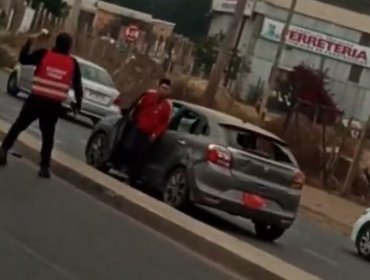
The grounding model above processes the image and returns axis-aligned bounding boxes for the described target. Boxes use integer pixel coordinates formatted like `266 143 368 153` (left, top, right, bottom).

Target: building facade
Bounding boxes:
209 0 370 121
151 19 175 40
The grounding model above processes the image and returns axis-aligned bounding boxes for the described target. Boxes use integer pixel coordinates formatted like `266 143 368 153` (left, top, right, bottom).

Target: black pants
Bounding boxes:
1 95 61 168
126 126 153 185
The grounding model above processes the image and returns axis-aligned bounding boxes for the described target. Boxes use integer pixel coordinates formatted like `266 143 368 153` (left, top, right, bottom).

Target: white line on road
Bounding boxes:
0 230 81 280
303 248 339 266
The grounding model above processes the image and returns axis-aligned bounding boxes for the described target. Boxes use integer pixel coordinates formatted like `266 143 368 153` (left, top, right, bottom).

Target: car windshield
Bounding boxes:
222 125 297 166
79 61 115 88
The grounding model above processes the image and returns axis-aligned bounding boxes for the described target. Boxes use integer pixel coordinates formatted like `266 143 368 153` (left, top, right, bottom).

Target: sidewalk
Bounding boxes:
300 186 365 234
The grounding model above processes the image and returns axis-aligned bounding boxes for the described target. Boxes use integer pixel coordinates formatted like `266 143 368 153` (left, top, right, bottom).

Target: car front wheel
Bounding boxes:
254 222 286 242
163 168 191 210
85 132 110 173
356 224 370 260
7 72 19 96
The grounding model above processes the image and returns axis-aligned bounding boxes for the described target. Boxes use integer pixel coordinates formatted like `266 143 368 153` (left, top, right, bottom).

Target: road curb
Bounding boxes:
0 119 321 280
300 205 351 236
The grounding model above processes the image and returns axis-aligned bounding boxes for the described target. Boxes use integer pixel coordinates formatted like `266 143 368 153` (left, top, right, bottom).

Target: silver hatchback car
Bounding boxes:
86 100 304 242
6 56 121 124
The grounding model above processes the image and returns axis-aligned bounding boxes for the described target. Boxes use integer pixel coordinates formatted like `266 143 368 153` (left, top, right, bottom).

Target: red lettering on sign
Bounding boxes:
266 20 369 65
357 50 367 61
326 41 335 52
289 30 300 42
317 38 326 49
307 36 317 47
301 33 309 44
342 46 352 57
334 44 344 54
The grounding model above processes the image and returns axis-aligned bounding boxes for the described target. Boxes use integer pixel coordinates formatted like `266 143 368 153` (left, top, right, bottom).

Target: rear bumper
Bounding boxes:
197 193 296 229
16 87 120 120
188 163 299 229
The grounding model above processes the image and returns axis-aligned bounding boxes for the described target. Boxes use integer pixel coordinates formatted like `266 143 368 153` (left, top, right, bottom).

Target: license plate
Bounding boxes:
85 91 110 105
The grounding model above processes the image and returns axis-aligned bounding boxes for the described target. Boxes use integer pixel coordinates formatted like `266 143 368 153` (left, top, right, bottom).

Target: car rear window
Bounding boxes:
79 62 115 88
222 125 297 166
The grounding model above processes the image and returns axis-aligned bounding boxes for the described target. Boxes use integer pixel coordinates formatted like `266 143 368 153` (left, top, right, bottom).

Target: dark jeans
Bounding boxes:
126 126 153 185
1 95 61 168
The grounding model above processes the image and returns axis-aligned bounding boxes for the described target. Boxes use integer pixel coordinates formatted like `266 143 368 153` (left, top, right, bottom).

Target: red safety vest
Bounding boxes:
32 51 74 102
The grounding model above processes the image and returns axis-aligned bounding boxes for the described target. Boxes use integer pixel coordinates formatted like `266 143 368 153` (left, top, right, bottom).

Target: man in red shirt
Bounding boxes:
127 78 172 186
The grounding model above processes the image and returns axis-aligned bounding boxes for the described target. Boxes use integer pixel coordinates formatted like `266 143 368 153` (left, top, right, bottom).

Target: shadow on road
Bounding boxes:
109 171 278 245
108 171 265 242
340 247 368 263
185 206 273 244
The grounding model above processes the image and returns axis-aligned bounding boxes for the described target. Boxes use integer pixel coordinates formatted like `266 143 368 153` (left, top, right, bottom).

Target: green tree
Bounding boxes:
193 34 223 76
27 0 67 17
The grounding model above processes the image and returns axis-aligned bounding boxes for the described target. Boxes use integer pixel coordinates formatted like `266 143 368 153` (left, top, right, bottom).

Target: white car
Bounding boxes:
351 208 370 260
6 56 121 124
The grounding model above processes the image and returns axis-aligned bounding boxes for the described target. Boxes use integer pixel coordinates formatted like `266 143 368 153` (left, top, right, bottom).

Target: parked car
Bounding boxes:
85 100 305 241
351 208 370 260
6 56 121 124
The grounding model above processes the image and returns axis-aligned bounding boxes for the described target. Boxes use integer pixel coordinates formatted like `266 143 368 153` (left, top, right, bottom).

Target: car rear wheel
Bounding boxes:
163 168 190 210
356 224 370 260
7 72 19 96
86 132 110 173
254 222 285 242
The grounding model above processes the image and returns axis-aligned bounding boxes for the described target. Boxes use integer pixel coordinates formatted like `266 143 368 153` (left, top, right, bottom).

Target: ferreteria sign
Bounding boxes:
261 18 370 68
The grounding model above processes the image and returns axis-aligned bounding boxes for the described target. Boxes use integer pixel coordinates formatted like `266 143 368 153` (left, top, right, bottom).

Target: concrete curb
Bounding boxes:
0 119 321 280
300 205 351 236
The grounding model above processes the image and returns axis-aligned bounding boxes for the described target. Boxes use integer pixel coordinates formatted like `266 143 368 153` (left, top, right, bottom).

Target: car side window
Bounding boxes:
170 109 204 135
171 103 182 119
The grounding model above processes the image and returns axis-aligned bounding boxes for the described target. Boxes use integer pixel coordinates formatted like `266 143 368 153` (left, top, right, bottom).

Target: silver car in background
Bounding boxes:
6 56 121 124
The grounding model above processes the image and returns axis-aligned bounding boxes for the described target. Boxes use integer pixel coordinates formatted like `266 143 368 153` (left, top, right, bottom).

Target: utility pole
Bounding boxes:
234 0 260 100
342 115 370 196
66 0 82 35
202 0 249 107
259 0 298 119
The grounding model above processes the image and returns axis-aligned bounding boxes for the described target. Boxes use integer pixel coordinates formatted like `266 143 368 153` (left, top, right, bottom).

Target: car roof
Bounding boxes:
74 56 106 72
173 100 285 144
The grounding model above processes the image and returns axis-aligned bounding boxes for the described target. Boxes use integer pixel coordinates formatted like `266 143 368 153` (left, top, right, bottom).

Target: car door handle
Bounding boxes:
177 139 186 146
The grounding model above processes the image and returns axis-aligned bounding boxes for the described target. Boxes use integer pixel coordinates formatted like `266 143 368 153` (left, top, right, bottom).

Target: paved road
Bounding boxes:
0 158 238 280
0 71 369 279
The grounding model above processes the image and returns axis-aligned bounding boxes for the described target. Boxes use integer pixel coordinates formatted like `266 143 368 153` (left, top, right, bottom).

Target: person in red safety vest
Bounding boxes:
127 78 173 187
0 32 83 178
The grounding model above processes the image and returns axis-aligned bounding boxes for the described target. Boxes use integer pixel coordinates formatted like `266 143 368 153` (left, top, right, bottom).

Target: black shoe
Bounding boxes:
38 168 51 179
0 149 7 167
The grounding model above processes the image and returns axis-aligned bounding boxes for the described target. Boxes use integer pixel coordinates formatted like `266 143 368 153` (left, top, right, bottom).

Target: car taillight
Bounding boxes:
292 171 305 189
242 193 266 210
207 144 232 169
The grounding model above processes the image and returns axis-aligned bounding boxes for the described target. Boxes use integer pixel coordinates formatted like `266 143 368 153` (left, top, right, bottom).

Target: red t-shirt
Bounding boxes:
135 90 172 139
